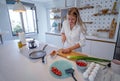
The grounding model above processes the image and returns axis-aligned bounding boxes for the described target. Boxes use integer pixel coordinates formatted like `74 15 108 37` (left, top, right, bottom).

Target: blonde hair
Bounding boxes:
68 7 86 34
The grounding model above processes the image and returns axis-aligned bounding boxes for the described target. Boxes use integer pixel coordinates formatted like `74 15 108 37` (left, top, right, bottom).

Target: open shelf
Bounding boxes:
50 17 61 20
50 9 61 13
78 5 94 10
83 22 93 24
93 11 118 16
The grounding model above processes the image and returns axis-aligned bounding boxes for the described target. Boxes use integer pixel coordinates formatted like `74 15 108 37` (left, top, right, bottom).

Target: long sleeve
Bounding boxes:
77 32 86 47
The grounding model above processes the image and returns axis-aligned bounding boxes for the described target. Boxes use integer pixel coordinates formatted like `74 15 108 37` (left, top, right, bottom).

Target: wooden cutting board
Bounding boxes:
57 50 88 59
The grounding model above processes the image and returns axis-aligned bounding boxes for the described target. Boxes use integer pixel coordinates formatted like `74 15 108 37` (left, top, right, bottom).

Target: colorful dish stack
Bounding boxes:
83 62 100 81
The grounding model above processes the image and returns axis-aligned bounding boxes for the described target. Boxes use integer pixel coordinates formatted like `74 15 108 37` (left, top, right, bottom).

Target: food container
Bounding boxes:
76 60 88 70
18 41 23 48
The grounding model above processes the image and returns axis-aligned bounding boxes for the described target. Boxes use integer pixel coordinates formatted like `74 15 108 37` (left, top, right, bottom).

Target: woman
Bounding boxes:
61 7 86 53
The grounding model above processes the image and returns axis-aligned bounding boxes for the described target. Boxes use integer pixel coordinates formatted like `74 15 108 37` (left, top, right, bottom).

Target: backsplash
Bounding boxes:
77 0 119 36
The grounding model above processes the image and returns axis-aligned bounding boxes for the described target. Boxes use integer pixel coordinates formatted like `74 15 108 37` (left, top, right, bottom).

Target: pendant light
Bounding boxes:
13 0 26 12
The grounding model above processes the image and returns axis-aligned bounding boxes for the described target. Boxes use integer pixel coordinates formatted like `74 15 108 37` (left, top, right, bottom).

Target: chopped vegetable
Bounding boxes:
76 61 87 67
67 56 111 62
51 67 62 76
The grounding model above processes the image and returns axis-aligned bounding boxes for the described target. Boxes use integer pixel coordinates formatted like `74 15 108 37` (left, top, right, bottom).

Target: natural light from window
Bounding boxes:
8 8 37 36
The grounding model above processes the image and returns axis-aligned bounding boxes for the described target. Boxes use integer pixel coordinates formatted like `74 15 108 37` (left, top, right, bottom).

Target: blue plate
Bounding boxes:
49 60 73 79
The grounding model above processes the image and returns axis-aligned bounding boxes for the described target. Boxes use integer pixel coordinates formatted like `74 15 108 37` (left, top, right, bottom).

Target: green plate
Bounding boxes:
49 60 73 79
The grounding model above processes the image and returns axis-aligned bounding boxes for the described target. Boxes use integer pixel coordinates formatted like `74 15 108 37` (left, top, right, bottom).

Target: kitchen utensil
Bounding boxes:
65 68 77 81
28 39 37 49
102 62 111 70
109 18 117 38
29 44 48 63
101 9 109 14
62 42 64 48
50 60 73 79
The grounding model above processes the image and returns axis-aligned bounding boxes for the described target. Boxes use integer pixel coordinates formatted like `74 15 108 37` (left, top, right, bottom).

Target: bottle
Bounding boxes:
18 32 26 45
18 41 23 48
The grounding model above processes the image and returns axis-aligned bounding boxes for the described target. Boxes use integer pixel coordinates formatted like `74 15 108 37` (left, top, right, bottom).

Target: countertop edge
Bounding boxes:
45 32 116 43
86 36 116 43
45 32 61 36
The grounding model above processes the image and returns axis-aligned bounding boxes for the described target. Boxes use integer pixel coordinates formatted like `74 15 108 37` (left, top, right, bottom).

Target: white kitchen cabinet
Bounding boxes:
82 40 115 60
91 41 115 60
82 40 91 55
45 33 62 48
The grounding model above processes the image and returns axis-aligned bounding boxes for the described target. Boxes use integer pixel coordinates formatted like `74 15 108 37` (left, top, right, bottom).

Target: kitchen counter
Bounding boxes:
0 40 119 81
45 31 61 36
86 35 116 43
0 40 85 81
46 31 116 43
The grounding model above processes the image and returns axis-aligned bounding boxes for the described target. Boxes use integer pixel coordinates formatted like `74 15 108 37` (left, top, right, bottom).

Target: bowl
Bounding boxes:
76 60 88 70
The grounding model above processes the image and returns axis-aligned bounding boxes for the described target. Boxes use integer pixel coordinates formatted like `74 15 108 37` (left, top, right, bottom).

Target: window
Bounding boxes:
8 3 38 36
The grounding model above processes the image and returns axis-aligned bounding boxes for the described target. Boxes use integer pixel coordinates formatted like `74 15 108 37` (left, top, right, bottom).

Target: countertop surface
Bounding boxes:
45 32 116 43
0 40 84 81
0 40 119 81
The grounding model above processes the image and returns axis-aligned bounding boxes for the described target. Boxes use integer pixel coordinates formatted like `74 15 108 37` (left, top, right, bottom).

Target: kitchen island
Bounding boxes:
0 40 119 81
0 40 85 81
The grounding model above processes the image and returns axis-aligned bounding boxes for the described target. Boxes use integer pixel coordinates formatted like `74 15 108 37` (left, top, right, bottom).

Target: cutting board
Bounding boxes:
57 49 88 59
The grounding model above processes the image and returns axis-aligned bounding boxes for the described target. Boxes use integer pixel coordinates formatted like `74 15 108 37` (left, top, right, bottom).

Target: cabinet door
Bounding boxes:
91 41 115 60
82 40 91 56
46 34 62 48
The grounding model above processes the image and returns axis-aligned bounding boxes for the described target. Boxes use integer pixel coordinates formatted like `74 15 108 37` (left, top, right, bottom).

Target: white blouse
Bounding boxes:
61 20 86 52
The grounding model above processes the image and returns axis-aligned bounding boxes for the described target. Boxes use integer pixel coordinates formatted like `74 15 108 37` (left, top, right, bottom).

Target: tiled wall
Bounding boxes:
77 0 119 35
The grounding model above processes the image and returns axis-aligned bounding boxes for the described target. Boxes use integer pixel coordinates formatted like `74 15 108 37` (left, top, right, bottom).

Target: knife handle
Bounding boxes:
71 73 77 81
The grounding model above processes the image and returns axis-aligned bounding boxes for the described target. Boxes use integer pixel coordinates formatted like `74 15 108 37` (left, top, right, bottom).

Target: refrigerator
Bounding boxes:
113 22 120 60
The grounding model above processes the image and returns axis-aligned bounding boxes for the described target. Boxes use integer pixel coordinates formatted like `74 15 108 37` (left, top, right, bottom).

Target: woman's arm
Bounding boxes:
61 33 66 43
78 32 86 47
68 43 80 50
62 32 86 54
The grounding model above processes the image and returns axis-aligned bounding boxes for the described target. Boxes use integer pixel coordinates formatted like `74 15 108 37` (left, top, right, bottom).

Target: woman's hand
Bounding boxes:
61 48 71 54
61 44 80 54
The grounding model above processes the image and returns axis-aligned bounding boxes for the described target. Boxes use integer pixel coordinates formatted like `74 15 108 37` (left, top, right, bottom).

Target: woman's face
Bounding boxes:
68 15 77 27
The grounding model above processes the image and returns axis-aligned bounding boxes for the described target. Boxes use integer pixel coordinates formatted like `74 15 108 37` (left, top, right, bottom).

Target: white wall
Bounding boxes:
0 0 13 41
35 3 48 42
0 0 48 42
